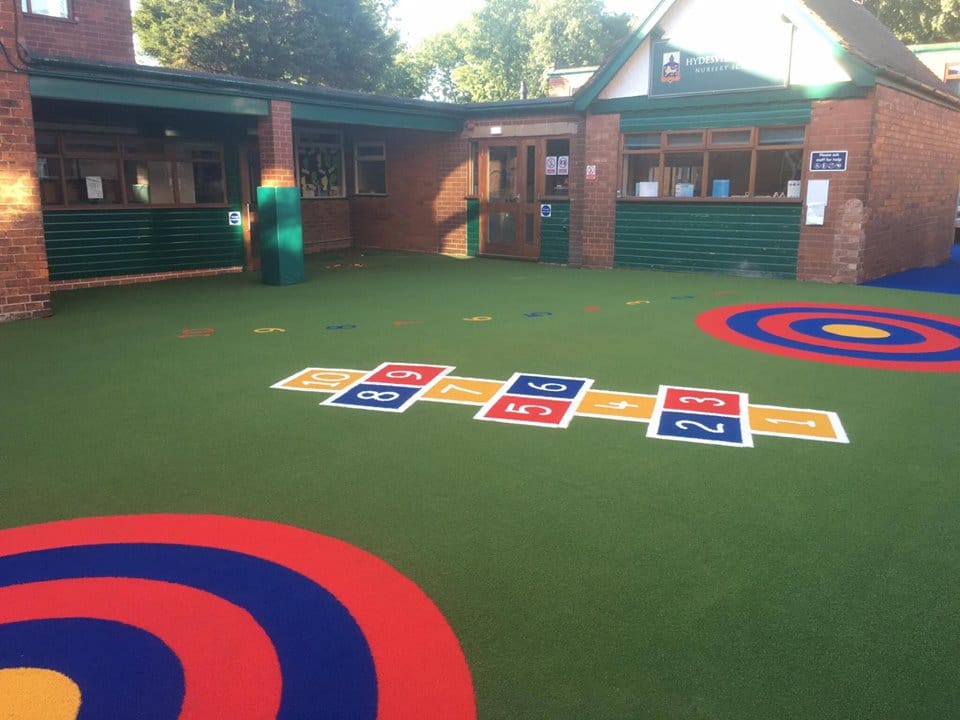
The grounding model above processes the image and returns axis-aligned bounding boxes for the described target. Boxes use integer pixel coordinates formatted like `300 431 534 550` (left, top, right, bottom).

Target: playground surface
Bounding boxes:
2 250 959 720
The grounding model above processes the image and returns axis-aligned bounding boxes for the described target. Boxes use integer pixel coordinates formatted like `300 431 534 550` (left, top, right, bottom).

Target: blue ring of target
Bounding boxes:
0 543 377 720
0 619 184 719
789 318 928 346
725 307 960 362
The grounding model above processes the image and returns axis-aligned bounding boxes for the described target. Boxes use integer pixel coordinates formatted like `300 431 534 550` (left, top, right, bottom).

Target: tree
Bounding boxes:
407 0 633 102
861 0 960 44
133 0 424 95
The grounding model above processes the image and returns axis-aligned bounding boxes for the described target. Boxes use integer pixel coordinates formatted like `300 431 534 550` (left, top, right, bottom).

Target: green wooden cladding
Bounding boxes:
539 201 570 264
43 208 245 280
620 103 812 133
614 202 801 279
466 199 480 257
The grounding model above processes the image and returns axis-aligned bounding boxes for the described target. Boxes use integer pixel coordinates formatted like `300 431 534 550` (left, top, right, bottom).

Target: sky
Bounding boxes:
392 0 657 46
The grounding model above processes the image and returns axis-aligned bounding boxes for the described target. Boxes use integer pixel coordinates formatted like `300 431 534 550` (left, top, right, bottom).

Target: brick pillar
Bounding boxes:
0 1 51 322
582 112 620 268
257 100 296 187
797 96 875 283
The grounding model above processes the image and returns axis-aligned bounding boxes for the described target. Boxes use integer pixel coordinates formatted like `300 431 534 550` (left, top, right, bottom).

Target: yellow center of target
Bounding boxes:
821 323 891 339
0 668 81 719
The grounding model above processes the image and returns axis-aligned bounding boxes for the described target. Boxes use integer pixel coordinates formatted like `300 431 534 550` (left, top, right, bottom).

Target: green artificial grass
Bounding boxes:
2 250 960 719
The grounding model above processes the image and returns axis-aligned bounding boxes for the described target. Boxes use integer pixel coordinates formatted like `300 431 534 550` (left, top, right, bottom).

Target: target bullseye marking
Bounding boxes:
0 515 476 720
697 303 960 371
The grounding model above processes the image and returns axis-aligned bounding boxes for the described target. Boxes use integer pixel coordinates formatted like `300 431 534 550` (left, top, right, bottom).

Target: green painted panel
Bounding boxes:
621 102 811 132
539 201 569 264
614 202 800 279
29 76 269 115
594 84 866 115
292 103 462 132
466 199 480 257
258 186 304 286
43 208 244 280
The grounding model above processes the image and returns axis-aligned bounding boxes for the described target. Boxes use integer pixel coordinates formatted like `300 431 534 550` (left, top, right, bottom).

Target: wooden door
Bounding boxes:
479 141 540 259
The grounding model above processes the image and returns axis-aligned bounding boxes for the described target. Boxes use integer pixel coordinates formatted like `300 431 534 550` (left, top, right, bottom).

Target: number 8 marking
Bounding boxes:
358 390 401 403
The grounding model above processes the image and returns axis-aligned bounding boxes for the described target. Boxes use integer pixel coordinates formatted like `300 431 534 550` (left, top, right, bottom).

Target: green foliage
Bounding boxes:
861 0 960 43
133 0 425 96
407 0 634 102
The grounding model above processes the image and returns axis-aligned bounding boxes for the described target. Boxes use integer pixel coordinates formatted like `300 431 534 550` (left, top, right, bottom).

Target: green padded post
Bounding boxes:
257 186 305 285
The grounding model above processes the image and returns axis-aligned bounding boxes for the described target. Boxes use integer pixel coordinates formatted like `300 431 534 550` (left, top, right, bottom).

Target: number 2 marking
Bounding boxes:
675 420 725 434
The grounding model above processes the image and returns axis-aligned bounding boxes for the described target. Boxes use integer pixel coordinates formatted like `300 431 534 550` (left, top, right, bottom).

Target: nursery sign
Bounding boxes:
650 38 790 97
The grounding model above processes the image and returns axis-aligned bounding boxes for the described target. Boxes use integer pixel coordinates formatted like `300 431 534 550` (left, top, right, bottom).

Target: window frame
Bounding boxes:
20 0 71 19
36 130 228 209
295 128 345 199
353 140 387 196
620 125 805 202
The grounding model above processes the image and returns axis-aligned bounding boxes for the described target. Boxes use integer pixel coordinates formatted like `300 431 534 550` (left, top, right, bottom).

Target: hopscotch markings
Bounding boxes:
648 385 753 448
271 368 367 393
269 364 849 448
475 373 594 429
254 328 286 334
464 316 493 322
179 328 214 339
323 362 455 413
421 377 504 406
576 390 656 423
748 405 849 443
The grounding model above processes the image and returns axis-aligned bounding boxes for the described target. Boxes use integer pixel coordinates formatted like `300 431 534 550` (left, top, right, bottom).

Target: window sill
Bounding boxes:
300 195 347 201
22 12 76 23
42 203 231 210
353 193 388 198
618 196 801 204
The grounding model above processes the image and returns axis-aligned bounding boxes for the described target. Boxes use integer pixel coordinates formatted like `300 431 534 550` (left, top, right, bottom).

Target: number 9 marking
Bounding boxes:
386 370 423 381
527 382 568 393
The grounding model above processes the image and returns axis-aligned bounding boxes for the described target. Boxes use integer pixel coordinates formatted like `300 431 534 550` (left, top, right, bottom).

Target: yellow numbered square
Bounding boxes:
576 390 656 423
271 368 367 393
748 405 849 443
421 377 503 405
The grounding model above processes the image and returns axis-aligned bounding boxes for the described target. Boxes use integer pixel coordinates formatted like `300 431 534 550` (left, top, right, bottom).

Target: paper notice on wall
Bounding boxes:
806 204 826 226
85 176 104 200
805 179 829 225
586 165 597 181
545 156 558 176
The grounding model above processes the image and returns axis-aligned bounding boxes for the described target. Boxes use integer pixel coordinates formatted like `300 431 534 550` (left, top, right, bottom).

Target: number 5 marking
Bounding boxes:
505 403 552 417
675 420 725 434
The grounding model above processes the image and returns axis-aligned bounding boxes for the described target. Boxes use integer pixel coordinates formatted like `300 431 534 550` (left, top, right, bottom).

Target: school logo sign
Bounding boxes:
650 38 790 97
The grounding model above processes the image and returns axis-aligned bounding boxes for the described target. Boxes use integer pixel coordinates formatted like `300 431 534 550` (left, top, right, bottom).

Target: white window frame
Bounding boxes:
354 141 387 196
21 0 70 18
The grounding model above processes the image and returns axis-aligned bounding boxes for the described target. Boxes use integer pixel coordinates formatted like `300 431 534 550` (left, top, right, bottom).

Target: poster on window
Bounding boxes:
85 176 104 200
557 156 569 175
545 156 558 176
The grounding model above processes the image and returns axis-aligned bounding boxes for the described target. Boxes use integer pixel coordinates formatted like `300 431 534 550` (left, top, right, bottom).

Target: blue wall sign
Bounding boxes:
228 211 243 226
540 204 552 218
809 151 848 172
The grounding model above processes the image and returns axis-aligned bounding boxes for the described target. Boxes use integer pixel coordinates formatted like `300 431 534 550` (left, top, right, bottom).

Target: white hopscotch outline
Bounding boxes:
748 404 849 444
321 362 456 413
418 376 505 406
647 384 754 448
474 372 595 429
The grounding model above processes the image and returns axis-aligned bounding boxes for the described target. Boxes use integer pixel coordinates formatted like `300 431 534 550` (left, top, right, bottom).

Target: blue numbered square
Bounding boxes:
325 382 420 412
505 374 588 400
652 410 748 447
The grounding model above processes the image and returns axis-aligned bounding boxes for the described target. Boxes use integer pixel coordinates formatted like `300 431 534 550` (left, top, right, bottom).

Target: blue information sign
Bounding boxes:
540 204 552 218
809 151 848 172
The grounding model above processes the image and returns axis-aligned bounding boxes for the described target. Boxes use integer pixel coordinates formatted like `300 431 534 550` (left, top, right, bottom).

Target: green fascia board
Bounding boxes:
292 102 462 131
593 83 866 115
573 0 676 111
29 75 270 115
463 99 577 118
620 102 811 131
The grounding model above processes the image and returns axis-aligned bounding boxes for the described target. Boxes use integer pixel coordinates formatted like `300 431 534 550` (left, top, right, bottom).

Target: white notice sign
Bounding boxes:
557 156 569 175
85 176 104 200
545 156 558 176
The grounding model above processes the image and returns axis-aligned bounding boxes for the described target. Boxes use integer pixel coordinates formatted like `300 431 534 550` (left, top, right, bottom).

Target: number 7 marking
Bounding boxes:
440 383 483 396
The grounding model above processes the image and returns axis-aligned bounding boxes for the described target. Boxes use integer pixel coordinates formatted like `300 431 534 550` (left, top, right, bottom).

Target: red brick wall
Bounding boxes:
0 1 51 322
19 0 134 64
861 85 960 281
258 101 296 188
436 134 469 256
301 198 352 253
582 112 619 268
797 95 875 283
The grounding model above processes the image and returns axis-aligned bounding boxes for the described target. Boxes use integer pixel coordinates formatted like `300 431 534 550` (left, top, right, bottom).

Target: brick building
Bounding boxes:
2 0 959 322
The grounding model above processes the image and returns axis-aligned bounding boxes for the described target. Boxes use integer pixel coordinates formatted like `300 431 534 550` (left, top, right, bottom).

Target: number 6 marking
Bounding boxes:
675 419 725 434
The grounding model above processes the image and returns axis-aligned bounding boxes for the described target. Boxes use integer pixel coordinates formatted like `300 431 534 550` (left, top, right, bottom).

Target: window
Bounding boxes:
296 130 343 198
543 139 570 196
944 63 960 95
621 126 805 200
354 142 386 195
21 0 69 17
35 131 227 208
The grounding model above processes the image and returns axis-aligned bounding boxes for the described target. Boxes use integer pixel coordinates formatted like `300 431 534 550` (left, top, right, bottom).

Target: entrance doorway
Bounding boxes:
239 142 261 270
479 141 541 259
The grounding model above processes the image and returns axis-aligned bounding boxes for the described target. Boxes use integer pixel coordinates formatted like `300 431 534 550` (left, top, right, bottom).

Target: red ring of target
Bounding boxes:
697 303 960 371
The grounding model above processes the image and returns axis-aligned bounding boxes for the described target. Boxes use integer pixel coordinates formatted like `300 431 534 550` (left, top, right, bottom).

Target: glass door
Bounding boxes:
479 142 540 259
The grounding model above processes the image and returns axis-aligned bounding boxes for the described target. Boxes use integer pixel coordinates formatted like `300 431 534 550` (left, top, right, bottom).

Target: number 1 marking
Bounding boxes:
766 418 817 428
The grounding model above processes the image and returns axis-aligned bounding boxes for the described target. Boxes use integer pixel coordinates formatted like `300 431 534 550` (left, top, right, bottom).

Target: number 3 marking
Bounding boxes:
675 420 725 434
678 395 725 407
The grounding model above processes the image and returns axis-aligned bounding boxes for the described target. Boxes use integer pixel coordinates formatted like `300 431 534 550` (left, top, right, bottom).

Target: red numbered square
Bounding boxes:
662 387 743 417
365 363 451 387
479 395 572 427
